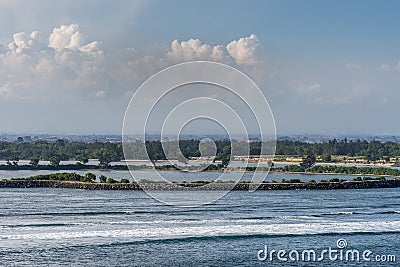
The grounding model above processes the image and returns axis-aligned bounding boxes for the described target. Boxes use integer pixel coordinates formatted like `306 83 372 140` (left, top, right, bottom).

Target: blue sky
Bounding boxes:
0 0 399 135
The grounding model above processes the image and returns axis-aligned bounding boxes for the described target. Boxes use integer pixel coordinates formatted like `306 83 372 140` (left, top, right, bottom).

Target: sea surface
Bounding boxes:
0 172 399 266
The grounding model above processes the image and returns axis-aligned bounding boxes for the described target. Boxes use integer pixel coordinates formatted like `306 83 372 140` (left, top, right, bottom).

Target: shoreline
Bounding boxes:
274 161 395 167
0 160 397 169
0 179 399 191
1 166 399 179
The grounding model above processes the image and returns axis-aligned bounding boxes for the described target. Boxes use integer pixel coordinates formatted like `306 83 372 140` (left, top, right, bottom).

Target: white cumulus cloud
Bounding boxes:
79 41 103 56
0 24 266 102
8 30 41 53
165 34 263 68
0 24 106 101
48 24 84 51
166 39 231 64
226 34 262 66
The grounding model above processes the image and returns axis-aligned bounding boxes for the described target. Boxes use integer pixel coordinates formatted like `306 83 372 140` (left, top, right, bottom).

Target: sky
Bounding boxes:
0 0 400 136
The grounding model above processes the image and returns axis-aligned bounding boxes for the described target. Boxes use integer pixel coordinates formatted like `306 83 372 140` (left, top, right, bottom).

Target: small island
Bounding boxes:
1 172 399 191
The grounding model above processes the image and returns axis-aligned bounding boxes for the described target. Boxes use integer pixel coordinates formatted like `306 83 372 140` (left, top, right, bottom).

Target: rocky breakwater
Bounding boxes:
0 180 141 190
0 179 399 190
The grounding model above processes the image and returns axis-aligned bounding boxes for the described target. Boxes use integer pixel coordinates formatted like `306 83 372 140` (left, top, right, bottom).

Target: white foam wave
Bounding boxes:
1 221 399 241
106 216 320 226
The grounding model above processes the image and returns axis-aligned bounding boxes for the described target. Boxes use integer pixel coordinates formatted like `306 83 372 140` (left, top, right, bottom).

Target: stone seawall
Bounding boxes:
0 179 399 190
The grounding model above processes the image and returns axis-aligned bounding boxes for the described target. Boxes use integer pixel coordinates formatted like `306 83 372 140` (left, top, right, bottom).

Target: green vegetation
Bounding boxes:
99 175 107 183
0 139 122 163
9 172 135 184
6 155 19 166
11 172 85 182
300 154 316 171
352 176 386 182
83 173 96 183
106 178 118 184
49 156 60 167
1 138 400 164
1 139 400 182
310 165 400 176
10 172 386 184
277 165 306 172
281 178 302 183
275 138 400 161
276 165 400 176
29 157 39 167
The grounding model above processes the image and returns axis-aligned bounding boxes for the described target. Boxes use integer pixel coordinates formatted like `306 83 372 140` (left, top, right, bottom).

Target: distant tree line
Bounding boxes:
274 138 400 161
277 165 400 176
1 138 400 165
0 139 122 167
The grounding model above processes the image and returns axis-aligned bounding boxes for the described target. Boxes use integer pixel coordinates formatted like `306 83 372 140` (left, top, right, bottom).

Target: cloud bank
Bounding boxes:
0 24 265 102
166 34 263 67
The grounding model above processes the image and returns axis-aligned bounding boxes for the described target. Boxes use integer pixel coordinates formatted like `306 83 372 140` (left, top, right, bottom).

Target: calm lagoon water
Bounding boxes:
0 169 372 183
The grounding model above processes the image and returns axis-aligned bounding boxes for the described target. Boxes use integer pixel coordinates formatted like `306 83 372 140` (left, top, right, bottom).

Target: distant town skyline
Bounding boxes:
2 133 400 145
1 1 400 135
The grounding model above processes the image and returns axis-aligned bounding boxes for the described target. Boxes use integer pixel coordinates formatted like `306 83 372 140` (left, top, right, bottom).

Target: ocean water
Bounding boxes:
0 187 399 266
